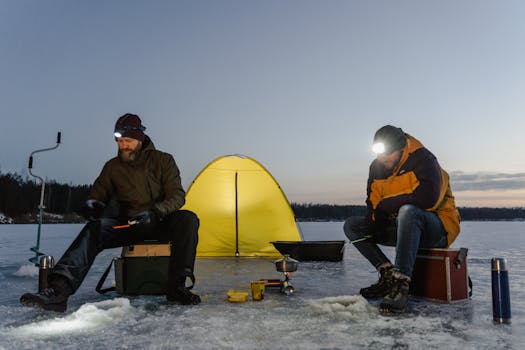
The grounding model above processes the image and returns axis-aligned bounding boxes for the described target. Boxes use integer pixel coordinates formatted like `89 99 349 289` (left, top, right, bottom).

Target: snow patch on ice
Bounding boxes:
308 295 378 321
11 298 134 338
0 212 14 224
13 265 38 278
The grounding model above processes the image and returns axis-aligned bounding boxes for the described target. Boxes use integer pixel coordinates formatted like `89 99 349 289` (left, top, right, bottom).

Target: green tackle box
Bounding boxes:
114 243 171 295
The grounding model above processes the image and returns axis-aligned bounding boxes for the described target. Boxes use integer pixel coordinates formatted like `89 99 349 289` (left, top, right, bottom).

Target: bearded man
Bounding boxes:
21 113 201 312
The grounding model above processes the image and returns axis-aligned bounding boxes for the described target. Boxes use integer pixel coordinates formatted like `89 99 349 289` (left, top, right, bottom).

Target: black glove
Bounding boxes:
369 208 391 233
129 210 158 229
82 199 106 221
373 208 389 222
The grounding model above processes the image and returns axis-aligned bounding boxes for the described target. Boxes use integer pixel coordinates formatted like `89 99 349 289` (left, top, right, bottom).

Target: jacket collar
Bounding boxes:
392 134 424 174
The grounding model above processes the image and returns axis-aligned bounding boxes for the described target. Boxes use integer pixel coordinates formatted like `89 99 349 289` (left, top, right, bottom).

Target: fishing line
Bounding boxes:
349 235 373 244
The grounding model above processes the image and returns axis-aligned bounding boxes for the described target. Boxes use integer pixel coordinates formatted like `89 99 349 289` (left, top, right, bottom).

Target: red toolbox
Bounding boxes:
409 248 470 303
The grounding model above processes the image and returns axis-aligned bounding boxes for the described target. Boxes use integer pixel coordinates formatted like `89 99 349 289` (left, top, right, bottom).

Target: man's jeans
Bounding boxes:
343 204 447 277
50 210 199 293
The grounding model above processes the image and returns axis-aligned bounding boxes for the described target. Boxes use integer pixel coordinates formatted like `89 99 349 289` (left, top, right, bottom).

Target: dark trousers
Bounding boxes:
343 204 447 277
50 210 199 294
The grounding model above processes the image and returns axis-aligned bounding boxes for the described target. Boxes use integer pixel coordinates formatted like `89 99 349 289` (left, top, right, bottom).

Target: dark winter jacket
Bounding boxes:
366 134 460 246
89 136 185 218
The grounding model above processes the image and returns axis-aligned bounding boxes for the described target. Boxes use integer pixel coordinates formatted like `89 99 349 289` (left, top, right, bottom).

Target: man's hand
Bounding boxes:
373 208 389 222
370 208 392 233
129 210 158 229
82 199 106 221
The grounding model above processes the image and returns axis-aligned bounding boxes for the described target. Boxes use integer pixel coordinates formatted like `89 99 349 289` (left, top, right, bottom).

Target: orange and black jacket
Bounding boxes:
366 134 460 246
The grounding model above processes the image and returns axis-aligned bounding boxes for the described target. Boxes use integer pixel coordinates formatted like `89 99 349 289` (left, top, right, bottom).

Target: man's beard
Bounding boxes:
119 145 142 162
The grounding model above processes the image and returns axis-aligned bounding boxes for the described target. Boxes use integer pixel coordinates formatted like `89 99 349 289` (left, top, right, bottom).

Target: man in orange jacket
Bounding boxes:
344 125 460 314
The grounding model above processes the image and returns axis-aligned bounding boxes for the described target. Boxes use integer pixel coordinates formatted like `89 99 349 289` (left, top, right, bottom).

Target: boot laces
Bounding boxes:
387 271 410 297
378 266 393 284
40 288 58 297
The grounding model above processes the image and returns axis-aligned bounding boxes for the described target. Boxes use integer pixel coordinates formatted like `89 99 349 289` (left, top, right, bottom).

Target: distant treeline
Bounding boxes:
1 171 525 223
0 172 90 222
291 203 525 221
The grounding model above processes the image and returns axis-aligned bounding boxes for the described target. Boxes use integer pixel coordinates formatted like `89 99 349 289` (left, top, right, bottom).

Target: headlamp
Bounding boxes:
113 125 146 138
372 142 386 155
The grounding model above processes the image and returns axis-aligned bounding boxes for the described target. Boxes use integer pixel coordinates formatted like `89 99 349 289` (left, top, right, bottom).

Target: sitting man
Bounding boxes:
344 125 460 314
21 113 201 312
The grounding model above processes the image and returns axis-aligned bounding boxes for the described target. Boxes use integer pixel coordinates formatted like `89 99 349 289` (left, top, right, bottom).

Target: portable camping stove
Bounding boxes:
264 255 298 295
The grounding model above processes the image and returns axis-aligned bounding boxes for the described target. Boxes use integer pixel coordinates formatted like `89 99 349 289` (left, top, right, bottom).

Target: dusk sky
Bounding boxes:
1 1 524 207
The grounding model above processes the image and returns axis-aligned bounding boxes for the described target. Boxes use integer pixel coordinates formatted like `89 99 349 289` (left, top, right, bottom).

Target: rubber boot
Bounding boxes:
167 275 201 305
20 276 72 313
360 263 394 299
379 269 411 314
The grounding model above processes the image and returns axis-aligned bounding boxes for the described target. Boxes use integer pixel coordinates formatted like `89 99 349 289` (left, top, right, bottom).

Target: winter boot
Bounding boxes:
379 269 411 314
167 275 201 305
20 277 72 313
360 263 394 299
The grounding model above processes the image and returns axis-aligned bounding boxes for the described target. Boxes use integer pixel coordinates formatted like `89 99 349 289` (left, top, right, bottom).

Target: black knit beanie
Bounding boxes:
114 113 146 142
373 125 407 154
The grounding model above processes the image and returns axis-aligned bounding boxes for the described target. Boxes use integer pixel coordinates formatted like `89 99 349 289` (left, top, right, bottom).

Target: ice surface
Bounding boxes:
0 222 523 349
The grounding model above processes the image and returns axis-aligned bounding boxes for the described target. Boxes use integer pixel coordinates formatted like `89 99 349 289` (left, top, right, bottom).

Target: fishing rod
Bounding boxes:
28 132 61 266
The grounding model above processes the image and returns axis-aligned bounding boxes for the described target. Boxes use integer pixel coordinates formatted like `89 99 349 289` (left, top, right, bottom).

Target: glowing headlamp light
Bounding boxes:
113 125 146 138
372 142 386 155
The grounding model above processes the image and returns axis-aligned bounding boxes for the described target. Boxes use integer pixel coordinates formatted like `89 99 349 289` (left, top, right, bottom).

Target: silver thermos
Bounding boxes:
38 255 55 292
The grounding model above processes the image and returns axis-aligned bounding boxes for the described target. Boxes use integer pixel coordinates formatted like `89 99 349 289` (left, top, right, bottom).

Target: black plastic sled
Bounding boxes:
271 241 345 262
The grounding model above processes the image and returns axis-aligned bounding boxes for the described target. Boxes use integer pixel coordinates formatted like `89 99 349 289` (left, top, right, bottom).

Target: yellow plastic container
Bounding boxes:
227 290 249 303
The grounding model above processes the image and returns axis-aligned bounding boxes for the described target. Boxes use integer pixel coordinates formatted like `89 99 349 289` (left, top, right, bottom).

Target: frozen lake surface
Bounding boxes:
0 221 523 349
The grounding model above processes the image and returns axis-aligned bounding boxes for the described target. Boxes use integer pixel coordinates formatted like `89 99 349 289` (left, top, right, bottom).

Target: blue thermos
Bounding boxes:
491 258 511 324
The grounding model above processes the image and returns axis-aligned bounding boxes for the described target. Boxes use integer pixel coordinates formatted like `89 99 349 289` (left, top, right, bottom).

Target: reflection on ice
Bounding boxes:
11 298 133 338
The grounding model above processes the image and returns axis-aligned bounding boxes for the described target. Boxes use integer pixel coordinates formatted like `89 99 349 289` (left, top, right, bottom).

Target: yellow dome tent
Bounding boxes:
182 155 302 257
